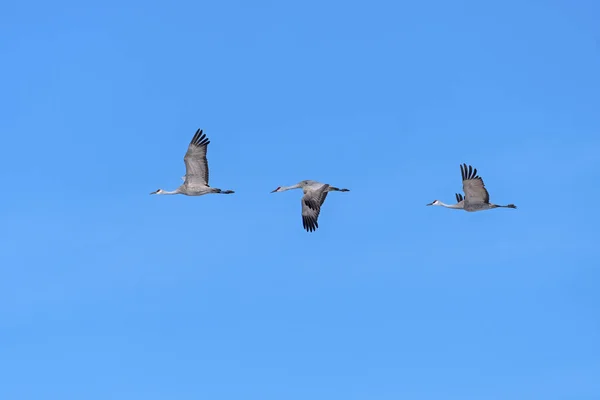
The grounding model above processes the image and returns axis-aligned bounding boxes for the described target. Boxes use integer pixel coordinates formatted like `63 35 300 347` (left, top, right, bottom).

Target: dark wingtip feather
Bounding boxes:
461 164 481 181
461 163 470 180
191 129 202 143
302 216 318 232
190 129 210 148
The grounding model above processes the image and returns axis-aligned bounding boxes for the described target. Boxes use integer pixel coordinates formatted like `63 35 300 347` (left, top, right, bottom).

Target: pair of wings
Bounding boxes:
301 184 330 232
459 163 490 205
183 129 211 187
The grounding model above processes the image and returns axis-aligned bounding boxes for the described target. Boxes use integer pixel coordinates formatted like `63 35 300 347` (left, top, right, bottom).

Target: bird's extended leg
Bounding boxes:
494 204 517 209
212 188 235 194
329 186 350 192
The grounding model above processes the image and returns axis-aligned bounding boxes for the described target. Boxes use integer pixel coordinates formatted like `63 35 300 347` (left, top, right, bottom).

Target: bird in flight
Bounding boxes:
427 164 516 212
151 129 234 197
271 180 349 232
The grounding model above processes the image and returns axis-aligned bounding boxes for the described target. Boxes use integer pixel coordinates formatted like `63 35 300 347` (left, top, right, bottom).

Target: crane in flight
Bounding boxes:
150 129 234 197
427 164 516 212
271 180 349 232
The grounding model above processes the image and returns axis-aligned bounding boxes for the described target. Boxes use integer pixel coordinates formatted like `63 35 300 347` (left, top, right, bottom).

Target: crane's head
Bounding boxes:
426 200 441 206
150 189 163 195
270 186 281 193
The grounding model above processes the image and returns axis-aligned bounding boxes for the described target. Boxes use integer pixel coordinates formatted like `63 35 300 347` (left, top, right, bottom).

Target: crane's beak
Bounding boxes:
270 188 279 193
426 202 433 206
150 190 159 195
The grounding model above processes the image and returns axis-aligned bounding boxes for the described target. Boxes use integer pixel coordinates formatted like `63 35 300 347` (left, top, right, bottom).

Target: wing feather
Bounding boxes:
183 129 210 187
460 163 489 204
301 184 330 232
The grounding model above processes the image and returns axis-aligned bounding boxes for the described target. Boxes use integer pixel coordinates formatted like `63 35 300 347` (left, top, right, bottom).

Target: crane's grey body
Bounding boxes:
427 164 516 212
271 180 349 232
150 129 234 197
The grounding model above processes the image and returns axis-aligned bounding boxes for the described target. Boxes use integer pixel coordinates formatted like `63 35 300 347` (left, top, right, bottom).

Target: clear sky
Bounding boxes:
1 0 599 399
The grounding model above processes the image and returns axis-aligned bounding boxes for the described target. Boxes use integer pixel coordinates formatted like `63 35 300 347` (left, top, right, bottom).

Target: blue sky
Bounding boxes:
1 0 599 398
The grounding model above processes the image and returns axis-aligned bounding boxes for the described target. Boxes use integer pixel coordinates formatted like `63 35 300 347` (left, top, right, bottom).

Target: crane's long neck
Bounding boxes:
159 188 182 195
439 201 462 209
279 184 301 192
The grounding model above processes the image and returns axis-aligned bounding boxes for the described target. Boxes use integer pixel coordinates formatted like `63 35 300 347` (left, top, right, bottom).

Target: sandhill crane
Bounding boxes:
271 180 349 232
150 129 234 197
427 164 516 212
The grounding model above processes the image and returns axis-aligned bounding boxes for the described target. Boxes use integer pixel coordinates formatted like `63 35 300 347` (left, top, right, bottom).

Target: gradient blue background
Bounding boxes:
1 1 599 399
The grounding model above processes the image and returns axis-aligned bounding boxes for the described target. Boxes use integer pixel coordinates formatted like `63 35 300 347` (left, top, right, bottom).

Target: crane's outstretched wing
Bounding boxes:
455 193 465 208
301 184 330 232
183 129 210 187
460 163 489 204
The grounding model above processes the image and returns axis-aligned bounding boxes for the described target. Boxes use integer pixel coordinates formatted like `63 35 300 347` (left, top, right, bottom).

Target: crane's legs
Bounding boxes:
494 204 517 209
215 189 235 194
